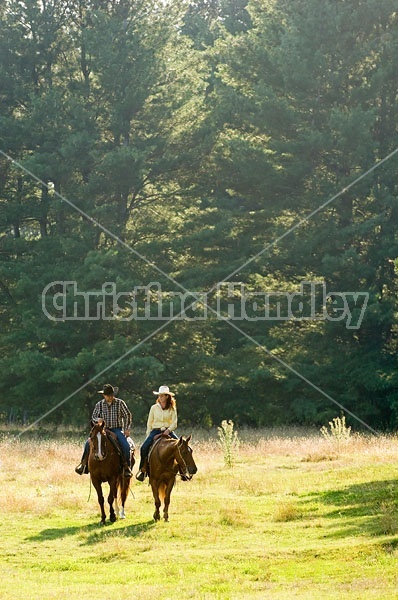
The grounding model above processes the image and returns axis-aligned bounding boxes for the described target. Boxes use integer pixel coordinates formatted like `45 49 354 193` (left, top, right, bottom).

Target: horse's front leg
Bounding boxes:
92 479 106 525
163 478 175 522
118 475 130 519
108 478 118 523
150 480 161 521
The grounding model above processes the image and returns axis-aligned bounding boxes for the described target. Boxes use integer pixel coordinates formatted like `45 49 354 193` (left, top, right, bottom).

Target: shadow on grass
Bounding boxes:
26 519 156 545
306 478 398 539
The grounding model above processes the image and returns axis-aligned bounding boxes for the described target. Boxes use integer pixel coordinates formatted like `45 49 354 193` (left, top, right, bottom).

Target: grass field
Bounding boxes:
1 427 398 599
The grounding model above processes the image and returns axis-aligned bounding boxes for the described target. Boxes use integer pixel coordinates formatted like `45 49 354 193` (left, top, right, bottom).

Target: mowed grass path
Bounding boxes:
1 429 398 599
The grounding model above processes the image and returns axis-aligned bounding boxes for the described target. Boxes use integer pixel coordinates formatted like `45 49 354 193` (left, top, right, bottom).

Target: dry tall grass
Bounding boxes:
1 427 398 599
2 426 398 495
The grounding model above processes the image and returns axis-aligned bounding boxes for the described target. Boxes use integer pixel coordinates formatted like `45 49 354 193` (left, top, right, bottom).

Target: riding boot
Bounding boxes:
75 445 89 475
75 457 88 475
123 462 132 478
135 458 148 481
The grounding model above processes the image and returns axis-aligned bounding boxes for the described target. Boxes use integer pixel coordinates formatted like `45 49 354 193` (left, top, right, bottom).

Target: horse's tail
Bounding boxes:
117 473 130 506
158 481 167 503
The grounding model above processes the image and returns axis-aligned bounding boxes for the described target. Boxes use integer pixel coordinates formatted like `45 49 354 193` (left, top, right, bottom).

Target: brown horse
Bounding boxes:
88 422 134 525
148 435 197 522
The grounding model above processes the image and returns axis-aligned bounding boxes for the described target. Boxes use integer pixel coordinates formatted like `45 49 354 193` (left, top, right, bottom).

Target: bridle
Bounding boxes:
175 440 190 479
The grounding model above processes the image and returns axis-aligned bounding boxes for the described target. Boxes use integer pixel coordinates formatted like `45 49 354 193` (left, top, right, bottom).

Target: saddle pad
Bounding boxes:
148 437 163 463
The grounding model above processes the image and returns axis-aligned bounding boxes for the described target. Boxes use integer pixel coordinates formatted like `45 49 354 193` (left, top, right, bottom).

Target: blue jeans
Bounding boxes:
109 427 131 467
81 428 131 467
139 429 178 470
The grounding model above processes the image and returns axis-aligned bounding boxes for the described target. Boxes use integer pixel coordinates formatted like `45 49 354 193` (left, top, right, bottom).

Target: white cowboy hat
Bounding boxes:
153 385 175 396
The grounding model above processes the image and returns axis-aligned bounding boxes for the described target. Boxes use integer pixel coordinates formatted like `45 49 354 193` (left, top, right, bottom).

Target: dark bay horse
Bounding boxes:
88 422 134 525
148 435 197 522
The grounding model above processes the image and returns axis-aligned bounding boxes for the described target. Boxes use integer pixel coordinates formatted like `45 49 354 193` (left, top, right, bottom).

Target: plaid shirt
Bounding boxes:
92 397 132 430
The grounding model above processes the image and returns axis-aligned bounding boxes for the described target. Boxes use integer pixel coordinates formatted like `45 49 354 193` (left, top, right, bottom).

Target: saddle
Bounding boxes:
146 437 163 477
105 429 135 467
105 429 120 453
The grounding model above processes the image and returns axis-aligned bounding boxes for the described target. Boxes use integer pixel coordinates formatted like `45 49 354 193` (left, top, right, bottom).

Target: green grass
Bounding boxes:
1 429 398 599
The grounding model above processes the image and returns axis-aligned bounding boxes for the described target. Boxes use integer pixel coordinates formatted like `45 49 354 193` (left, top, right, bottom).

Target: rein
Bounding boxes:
87 477 92 503
175 442 188 476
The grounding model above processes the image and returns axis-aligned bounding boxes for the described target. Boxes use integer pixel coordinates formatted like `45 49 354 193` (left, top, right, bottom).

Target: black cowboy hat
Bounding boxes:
97 384 119 395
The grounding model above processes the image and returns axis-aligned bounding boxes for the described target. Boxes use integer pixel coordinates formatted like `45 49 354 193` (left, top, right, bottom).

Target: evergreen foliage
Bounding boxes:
1 0 397 431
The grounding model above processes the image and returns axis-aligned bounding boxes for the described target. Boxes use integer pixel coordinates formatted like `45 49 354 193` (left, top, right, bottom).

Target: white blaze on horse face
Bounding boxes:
97 431 105 460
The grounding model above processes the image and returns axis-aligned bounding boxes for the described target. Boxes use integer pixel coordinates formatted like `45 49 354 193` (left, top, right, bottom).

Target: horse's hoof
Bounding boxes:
153 512 160 521
110 515 117 523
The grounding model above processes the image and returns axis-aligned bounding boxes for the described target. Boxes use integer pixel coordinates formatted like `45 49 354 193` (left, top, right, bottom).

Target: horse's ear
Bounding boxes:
186 435 191 443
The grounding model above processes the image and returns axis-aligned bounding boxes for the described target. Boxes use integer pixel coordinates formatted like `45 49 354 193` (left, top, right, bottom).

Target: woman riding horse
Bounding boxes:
136 385 178 482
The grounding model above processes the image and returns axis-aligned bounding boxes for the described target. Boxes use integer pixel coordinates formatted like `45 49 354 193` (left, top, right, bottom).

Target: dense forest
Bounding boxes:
1 0 398 431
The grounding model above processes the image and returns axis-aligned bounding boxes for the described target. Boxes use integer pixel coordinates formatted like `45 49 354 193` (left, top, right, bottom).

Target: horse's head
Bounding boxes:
89 421 108 461
177 435 197 479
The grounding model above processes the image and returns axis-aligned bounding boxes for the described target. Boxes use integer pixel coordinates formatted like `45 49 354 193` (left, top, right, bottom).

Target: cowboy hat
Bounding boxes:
153 385 175 396
98 384 119 395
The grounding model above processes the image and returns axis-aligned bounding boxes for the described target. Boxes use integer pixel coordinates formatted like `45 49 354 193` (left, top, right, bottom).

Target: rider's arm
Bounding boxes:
91 401 102 423
169 406 177 432
120 399 132 432
146 405 156 436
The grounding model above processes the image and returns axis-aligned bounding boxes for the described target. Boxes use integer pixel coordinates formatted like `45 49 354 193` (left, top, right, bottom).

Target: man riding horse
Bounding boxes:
75 383 134 478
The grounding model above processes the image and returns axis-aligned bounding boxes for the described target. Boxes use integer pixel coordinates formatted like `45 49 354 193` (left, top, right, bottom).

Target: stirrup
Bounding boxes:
75 463 85 475
123 466 132 478
136 470 146 482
